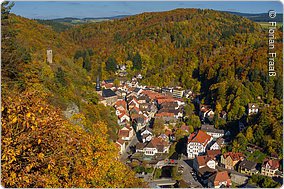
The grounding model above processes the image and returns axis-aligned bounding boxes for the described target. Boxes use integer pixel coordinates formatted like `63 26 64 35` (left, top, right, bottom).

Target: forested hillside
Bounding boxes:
2 4 282 187
66 8 283 157
1 2 144 187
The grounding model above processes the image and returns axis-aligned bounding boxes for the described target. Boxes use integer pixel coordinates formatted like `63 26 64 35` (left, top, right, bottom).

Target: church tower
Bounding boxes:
47 49 52 64
96 75 101 91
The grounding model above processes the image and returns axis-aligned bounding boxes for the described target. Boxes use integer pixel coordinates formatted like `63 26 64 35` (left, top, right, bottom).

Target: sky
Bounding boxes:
11 1 283 19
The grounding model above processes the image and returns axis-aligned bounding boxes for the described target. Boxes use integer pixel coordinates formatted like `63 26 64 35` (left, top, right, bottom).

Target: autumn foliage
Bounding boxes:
1 91 144 187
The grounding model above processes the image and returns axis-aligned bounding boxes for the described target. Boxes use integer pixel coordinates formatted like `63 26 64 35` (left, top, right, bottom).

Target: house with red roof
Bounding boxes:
208 171 232 188
193 155 217 172
114 99 127 110
220 152 244 170
116 138 126 155
187 130 213 159
118 125 134 141
206 150 222 158
136 137 170 156
128 98 139 110
117 112 130 125
261 158 280 177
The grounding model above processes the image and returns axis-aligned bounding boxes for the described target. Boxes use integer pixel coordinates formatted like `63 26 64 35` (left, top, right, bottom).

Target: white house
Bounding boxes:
187 130 213 159
201 124 224 139
136 137 169 156
128 98 140 109
208 171 232 188
116 139 126 154
193 155 217 172
141 127 153 143
248 103 259 115
118 125 134 141
118 113 130 125
210 138 225 150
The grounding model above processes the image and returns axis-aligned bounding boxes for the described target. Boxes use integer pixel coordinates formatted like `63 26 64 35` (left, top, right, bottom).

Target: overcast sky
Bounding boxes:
11 1 283 19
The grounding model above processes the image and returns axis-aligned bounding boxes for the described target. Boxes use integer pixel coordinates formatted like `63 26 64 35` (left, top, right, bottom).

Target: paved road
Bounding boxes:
120 134 139 161
150 158 203 188
216 165 249 177
179 160 203 188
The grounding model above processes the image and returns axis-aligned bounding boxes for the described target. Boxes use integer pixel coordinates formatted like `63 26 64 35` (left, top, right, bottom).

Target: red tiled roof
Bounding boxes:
188 130 212 146
207 150 221 157
211 171 231 186
157 98 176 104
223 152 244 161
116 138 125 145
118 130 129 138
196 155 215 166
131 106 141 113
118 111 129 119
125 124 132 131
115 100 127 108
263 159 280 169
151 137 168 147
141 90 161 99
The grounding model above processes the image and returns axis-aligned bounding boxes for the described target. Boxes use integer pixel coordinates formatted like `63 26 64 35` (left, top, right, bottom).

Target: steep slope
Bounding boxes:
2 6 144 188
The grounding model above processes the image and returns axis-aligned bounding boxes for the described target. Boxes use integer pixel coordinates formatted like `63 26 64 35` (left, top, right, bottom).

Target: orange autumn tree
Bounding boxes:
1 91 145 188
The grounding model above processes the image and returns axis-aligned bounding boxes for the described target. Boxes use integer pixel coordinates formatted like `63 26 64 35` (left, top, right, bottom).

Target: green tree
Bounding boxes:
132 52 142 70
83 51 91 71
106 57 117 72
55 67 67 87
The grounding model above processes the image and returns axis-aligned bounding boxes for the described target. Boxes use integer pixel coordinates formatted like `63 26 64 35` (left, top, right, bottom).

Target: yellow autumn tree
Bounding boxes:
1 91 145 188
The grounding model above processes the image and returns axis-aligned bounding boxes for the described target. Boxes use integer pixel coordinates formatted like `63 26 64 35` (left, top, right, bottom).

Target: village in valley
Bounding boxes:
95 69 283 188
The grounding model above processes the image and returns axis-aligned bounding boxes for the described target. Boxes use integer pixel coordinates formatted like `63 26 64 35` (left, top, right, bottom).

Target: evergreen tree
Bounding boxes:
132 52 142 70
106 57 117 72
83 51 91 71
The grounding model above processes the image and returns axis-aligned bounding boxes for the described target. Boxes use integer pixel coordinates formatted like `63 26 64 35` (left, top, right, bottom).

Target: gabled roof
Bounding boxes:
215 138 225 146
118 111 129 119
248 103 259 109
239 159 257 170
141 127 153 134
129 98 139 105
118 129 130 138
223 152 244 161
130 106 141 114
157 98 177 104
114 100 127 108
196 155 215 167
141 90 163 100
188 130 212 146
209 171 231 186
201 124 224 134
262 159 280 170
116 138 125 145
207 150 221 157
102 89 117 98
137 137 169 152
